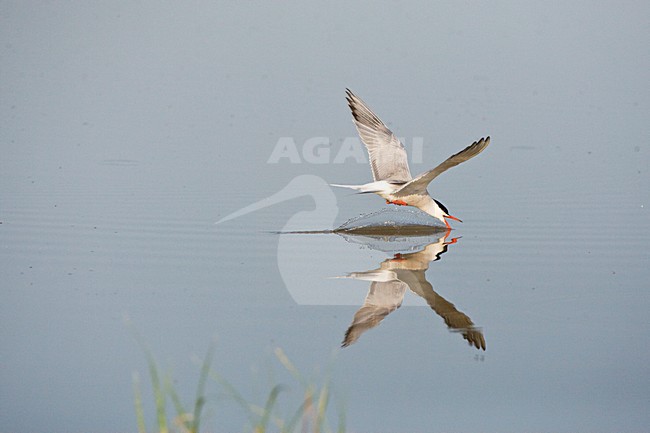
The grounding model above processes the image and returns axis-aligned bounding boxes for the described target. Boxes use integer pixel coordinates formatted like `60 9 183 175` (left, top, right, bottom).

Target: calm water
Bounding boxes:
2 3 649 433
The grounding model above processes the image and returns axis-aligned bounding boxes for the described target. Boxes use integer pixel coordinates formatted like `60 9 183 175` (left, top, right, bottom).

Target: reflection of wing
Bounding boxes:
395 137 489 197
400 270 485 350
346 89 412 183
342 280 408 347
340 237 485 350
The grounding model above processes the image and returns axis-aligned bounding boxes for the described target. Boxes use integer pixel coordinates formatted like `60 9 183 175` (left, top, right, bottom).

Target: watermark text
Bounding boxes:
268 137 424 164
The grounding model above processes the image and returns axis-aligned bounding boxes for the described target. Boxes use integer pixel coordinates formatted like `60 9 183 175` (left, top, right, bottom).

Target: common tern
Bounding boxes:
332 89 490 229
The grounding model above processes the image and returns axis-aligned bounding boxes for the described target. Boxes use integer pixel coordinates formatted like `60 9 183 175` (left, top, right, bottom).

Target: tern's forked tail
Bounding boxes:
330 184 379 195
330 180 394 194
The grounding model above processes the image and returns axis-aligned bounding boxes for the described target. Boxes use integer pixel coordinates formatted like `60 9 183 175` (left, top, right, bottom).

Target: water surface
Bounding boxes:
1 2 649 432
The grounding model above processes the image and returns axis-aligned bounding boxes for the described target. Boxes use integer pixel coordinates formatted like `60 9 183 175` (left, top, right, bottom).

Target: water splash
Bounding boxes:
331 208 449 252
335 207 446 233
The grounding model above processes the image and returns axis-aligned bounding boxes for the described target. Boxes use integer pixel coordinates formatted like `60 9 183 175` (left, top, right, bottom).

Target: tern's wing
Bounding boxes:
346 89 412 183
395 136 489 197
341 280 407 347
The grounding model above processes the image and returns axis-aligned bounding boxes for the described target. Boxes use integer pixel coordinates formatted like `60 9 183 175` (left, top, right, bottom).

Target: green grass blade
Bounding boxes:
337 399 347 433
132 372 147 433
190 344 214 433
148 353 168 432
254 384 284 433
282 387 314 433
125 318 168 433
165 376 191 432
274 348 307 387
208 370 262 423
314 382 330 433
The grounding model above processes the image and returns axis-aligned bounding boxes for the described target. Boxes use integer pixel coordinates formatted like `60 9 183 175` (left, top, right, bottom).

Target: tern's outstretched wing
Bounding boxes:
395 136 490 197
346 89 412 183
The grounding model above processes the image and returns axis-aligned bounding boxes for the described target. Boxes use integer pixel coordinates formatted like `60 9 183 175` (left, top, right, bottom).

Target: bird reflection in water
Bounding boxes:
338 233 485 350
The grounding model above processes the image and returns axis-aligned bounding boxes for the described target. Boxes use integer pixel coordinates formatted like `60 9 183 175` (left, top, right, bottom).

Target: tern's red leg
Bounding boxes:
387 199 408 206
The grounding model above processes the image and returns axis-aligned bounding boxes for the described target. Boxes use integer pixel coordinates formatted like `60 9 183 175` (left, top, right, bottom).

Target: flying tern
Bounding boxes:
332 89 490 229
